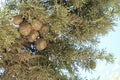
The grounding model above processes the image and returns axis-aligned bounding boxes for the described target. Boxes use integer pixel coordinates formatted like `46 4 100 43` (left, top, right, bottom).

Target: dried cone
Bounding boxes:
35 39 47 51
28 30 39 42
13 15 23 25
19 22 32 36
41 26 50 35
31 20 43 31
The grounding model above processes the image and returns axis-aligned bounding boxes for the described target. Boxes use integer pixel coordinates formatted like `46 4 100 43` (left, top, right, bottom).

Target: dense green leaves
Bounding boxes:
0 0 119 79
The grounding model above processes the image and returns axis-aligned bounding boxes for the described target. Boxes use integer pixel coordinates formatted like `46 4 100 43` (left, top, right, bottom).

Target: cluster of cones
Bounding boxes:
13 15 50 51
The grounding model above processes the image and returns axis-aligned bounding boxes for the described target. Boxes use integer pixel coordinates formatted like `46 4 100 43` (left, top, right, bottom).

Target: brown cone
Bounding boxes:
41 26 50 35
13 15 23 25
27 30 39 42
31 20 43 31
35 39 47 51
19 22 32 36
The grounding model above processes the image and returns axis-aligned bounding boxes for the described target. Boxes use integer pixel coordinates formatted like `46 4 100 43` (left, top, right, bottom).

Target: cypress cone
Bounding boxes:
19 22 32 36
90 60 96 69
35 39 47 51
31 20 43 31
27 30 39 42
13 15 23 25
41 26 50 35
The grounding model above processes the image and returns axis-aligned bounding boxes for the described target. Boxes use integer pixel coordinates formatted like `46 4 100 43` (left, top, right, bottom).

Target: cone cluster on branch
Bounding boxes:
13 15 50 51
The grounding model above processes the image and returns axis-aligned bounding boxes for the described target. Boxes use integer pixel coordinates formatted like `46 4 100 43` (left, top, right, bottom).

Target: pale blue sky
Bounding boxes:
76 19 120 80
97 20 120 80
99 22 120 57
82 19 120 80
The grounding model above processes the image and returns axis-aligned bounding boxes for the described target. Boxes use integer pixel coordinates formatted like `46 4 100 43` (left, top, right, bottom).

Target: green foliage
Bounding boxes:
0 0 119 79
0 8 20 52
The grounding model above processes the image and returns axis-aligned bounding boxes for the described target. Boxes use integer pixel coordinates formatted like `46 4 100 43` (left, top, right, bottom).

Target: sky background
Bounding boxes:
97 20 120 80
80 19 120 80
